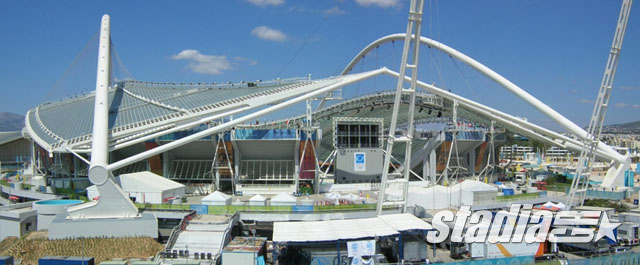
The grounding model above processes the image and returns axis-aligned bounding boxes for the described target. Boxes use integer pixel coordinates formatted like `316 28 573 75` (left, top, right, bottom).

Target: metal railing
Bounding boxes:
212 212 240 263
161 210 197 256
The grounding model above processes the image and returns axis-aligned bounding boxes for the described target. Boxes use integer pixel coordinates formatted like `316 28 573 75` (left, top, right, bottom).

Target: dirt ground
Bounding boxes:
0 236 163 265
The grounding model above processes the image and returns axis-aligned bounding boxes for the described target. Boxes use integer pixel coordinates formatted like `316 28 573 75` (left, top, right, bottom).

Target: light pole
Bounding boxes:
252 229 257 265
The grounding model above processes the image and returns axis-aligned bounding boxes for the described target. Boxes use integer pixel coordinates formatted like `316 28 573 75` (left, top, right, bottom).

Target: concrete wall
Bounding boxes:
0 204 37 241
33 200 83 231
0 185 57 201
0 217 22 241
473 190 497 204
48 212 158 239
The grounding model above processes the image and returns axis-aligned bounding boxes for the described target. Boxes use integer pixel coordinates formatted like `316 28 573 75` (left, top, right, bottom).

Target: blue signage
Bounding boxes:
354 152 366 171
189 204 208 215
292 205 314 212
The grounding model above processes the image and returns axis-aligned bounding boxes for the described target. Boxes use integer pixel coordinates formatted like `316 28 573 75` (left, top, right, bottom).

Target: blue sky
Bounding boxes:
0 0 638 131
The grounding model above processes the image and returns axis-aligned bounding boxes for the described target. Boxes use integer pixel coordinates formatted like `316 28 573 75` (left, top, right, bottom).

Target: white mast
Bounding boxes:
68 14 139 219
88 14 111 185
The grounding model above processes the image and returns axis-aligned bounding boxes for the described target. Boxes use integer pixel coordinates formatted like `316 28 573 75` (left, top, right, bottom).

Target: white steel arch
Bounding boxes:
342 33 627 164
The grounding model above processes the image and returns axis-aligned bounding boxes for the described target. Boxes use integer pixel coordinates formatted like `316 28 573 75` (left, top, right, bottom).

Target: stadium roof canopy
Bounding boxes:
25 76 347 152
24 69 503 158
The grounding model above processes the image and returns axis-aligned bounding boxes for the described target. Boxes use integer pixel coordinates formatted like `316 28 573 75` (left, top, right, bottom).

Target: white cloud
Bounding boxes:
325 6 347 15
288 5 306 12
247 0 284 6
234 56 258 66
251 26 287 42
171 49 231 75
633 104 640 109
577 98 594 104
615 102 629 108
355 0 399 8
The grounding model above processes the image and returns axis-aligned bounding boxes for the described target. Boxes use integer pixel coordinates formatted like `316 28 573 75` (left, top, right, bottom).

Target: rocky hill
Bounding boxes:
0 112 24 132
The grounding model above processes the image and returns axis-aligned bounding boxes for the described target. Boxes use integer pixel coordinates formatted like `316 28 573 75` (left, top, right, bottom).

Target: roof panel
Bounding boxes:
28 110 59 145
26 78 310 149
273 213 432 243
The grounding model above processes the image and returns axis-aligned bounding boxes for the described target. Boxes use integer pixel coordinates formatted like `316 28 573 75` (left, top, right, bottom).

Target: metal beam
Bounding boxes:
343 34 625 163
383 69 618 163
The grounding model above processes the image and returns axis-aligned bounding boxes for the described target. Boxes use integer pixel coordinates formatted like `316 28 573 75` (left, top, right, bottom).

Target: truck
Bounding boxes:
553 226 616 256
617 222 640 246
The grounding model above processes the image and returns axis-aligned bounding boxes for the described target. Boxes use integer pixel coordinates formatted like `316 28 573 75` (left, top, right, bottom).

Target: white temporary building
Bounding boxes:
270 192 297 206
202 191 232 206
389 180 498 210
87 171 185 204
249 194 267 206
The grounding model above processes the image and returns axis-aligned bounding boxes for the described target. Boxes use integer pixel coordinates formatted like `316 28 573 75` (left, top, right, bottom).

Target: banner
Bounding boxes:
347 240 375 258
354 152 366 172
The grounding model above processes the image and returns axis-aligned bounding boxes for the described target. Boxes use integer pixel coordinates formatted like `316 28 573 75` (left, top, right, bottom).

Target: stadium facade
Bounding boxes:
20 77 503 195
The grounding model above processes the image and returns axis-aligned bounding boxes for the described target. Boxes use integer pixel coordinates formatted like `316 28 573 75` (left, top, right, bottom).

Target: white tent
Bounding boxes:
87 171 185 204
271 192 297 206
299 197 314 206
202 191 231 206
539 201 566 210
324 192 340 205
232 198 245 206
340 193 362 203
249 194 267 206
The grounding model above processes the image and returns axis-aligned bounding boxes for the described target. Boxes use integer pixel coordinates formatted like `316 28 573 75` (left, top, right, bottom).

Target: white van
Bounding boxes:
515 173 525 185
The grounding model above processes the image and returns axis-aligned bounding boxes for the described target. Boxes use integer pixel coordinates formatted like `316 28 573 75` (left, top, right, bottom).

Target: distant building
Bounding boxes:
0 131 31 171
500 145 534 160
545 146 572 162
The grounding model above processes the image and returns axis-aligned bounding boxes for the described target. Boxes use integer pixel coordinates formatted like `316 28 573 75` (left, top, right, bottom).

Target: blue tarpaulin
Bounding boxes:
190 204 209 215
